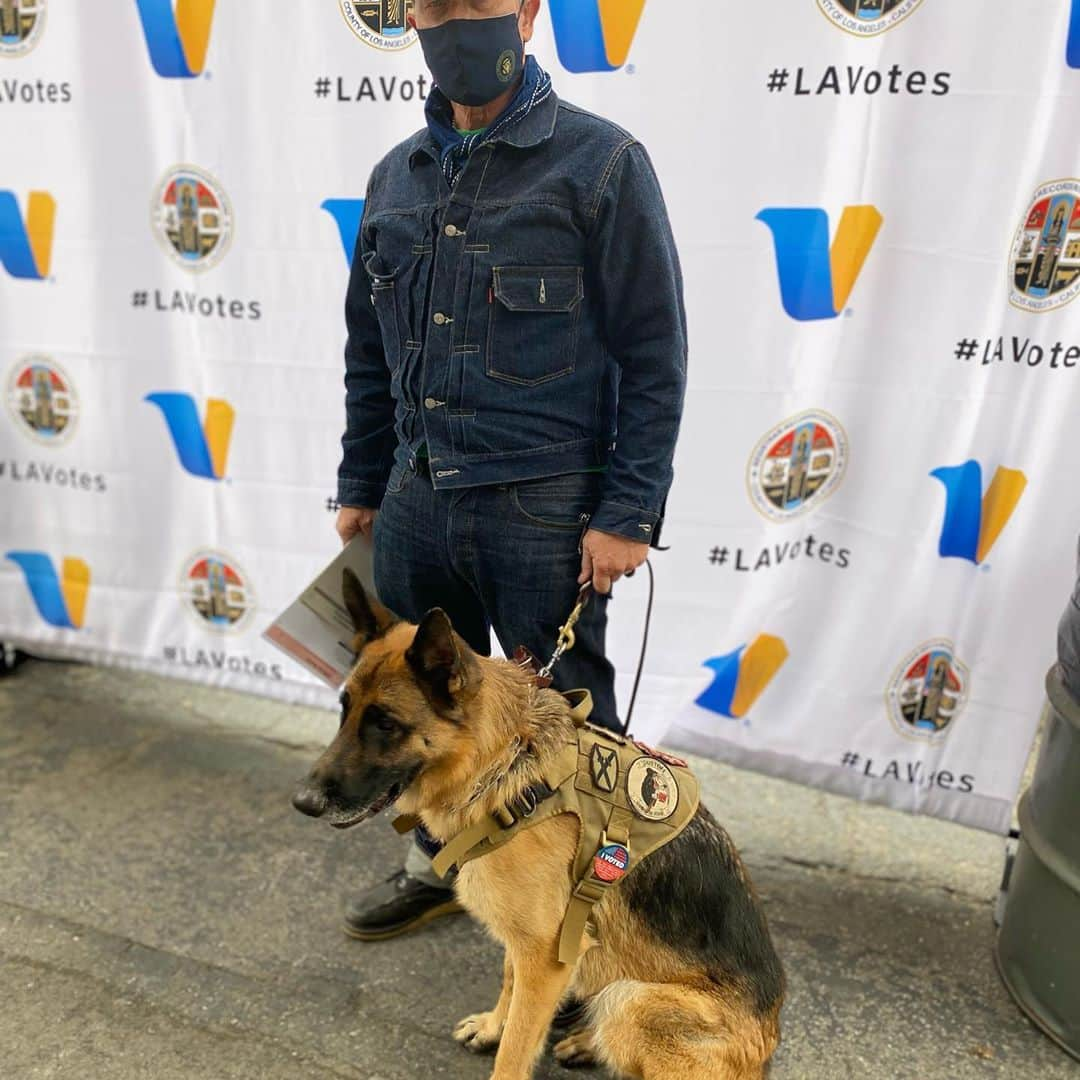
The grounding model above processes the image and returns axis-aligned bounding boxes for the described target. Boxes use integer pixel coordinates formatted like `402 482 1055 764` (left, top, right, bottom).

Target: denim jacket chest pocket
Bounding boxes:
361 213 429 378
486 265 584 386
361 248 402 375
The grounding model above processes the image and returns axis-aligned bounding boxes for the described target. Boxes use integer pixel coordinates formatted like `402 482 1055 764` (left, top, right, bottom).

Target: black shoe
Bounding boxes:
551 995 590 1031
343 869 464 941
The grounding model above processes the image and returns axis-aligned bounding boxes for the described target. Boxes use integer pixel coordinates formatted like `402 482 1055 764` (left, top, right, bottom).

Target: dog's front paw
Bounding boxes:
553 1030 599 1069
453 1011 503 1054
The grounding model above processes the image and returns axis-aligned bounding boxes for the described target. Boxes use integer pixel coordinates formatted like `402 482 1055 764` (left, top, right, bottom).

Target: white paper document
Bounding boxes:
262 536 384 688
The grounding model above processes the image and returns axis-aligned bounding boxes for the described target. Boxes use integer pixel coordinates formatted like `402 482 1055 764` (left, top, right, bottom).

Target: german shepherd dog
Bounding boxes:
292 572 784 1080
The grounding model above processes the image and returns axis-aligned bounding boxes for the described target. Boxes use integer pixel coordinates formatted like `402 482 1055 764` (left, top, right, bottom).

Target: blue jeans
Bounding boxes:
373 463 620 730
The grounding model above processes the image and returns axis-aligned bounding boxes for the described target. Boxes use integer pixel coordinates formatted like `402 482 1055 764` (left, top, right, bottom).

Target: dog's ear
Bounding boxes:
405 607 482 716
342 568 397 648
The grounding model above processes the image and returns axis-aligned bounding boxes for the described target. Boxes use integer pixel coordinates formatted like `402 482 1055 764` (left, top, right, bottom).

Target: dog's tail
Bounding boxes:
586 978 778 1080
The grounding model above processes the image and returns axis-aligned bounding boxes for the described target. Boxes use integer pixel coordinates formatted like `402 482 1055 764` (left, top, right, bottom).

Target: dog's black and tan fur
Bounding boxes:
293 571 784 1080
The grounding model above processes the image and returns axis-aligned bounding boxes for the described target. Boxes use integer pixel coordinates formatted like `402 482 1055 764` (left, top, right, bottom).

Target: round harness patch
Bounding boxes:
593 843 629 883
626 756 679 822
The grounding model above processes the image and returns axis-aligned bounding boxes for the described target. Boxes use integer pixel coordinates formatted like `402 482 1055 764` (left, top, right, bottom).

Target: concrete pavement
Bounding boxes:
0 658 1070 1080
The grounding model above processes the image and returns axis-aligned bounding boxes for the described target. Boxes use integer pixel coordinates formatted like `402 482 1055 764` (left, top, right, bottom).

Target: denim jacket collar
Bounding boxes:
408 54 557 172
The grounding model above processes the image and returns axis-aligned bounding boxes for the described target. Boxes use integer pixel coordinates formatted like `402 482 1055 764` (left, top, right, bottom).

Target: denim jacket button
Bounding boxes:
433 312 448 325
443 224 461 237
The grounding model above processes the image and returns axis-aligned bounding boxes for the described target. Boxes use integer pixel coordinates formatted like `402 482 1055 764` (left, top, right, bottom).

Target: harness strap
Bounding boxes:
429 772 567 876
559 874 607 963
605 805 634 846
431 818 500 878
562 688 594 728
555 803 636 963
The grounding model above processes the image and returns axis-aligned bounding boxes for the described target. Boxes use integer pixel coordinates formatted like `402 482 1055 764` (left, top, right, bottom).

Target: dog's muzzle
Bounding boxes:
291 768 419 829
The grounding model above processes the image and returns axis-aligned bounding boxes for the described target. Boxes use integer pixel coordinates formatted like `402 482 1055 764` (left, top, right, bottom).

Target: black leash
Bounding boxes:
621 557 655 734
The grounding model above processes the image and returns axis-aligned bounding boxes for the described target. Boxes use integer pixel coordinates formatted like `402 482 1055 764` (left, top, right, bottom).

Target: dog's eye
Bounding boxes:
363 705 399 735
338 690 351 728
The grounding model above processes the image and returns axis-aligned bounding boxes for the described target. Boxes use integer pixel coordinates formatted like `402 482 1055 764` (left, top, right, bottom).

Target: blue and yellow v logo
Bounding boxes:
696 635 789 719
0 190 55 280
135 0 216 78
6 552 90 629
548 0 647 73
930 461 1026 565
145 392 234 480
757 206 883 321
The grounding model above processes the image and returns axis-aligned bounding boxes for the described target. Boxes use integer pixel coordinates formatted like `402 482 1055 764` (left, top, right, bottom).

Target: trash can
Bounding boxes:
995 663 1080 1060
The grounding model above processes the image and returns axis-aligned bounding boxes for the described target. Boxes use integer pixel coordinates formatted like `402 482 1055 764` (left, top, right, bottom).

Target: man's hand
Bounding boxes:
336 506 377 546
578 529 648 594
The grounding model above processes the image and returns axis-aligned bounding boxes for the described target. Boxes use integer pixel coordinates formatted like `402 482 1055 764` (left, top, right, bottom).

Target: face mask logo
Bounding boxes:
497 48 515 83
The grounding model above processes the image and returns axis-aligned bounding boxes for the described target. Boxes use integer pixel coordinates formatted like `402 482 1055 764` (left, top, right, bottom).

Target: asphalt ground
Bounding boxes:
0 658 1071 1079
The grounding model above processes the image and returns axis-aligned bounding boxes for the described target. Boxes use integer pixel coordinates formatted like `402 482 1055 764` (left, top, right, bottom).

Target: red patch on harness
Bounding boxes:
631 740 688 768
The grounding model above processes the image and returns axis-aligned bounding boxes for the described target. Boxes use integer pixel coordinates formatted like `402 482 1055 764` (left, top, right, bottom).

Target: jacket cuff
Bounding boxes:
337 477 386 509
588 499 661 545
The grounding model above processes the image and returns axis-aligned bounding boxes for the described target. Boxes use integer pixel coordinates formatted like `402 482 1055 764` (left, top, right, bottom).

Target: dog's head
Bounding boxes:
291 568 484 829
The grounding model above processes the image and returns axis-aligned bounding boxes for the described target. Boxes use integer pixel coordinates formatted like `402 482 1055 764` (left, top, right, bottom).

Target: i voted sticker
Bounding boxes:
593 843 629 883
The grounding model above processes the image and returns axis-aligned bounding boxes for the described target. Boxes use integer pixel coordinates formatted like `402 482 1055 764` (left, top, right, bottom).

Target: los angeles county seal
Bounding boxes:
1009 179 1080 314
180 550 255 633
885 639 969 741
6 356 77 445
747 410 848 522
816 0 926 38
152 166 233 273
339 0 417 51
0 0 47 59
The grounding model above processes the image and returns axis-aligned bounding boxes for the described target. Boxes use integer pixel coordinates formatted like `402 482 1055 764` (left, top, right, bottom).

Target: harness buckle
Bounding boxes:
515 787 539 819
498 781 555 828
571 877 609 905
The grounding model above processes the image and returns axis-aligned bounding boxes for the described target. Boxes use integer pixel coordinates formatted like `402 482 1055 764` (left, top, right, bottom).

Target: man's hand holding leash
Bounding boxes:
578 529 648 595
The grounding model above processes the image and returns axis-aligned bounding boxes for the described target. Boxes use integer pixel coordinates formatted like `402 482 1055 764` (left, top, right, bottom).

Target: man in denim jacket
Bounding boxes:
335 0 687 942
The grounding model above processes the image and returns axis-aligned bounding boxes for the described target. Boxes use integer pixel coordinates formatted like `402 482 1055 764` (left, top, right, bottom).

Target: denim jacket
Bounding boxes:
337 58 688 546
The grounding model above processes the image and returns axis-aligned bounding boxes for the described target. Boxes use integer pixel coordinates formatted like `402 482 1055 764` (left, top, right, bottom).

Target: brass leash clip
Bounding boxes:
537 583 593 680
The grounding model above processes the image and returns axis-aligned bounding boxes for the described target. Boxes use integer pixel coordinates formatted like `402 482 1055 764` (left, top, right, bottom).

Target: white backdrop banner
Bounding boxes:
3 0 1079 834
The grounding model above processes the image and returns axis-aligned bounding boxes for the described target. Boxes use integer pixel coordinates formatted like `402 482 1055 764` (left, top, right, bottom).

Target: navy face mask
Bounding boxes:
416 12 523 108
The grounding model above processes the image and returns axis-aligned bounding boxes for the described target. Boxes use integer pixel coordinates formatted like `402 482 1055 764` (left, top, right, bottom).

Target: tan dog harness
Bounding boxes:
394 690 700 964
